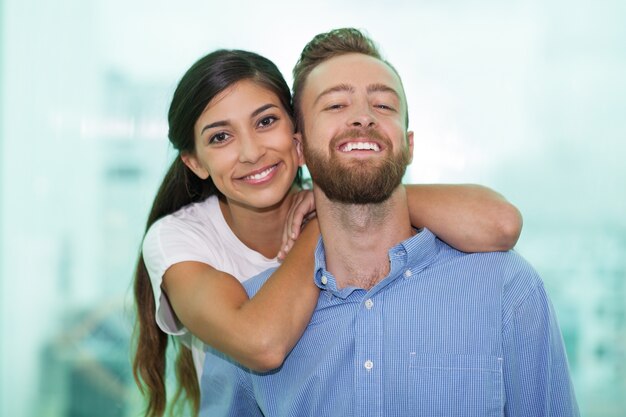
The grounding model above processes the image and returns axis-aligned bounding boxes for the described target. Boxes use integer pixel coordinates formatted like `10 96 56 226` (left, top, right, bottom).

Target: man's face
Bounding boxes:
298 53 414 204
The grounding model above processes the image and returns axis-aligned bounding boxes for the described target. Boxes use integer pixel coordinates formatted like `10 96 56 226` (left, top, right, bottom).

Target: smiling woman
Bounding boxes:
181 80 304 219
132 49 320 417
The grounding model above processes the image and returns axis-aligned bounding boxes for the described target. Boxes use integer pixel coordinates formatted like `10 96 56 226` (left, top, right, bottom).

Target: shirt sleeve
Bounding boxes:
142 217 221 336
502 280 580 417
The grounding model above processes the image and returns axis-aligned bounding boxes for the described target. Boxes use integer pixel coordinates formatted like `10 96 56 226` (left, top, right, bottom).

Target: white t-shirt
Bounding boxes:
142 195 279 379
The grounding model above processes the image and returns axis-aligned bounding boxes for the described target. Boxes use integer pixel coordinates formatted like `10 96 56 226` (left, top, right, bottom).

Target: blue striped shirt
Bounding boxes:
200 228 579 417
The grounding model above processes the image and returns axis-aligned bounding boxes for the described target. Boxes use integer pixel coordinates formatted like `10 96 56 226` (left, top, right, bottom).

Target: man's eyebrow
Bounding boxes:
200 103 278 135
313 84 354 106
367 83 400 98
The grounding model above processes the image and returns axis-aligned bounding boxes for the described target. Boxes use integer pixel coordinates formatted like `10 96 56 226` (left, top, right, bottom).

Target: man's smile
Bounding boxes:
338 141 381 152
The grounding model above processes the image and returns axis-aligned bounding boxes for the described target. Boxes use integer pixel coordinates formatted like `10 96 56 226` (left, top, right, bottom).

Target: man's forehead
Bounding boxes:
305 53 404 100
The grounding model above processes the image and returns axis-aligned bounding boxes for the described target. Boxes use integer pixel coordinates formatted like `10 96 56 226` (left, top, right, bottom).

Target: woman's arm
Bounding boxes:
162 218 320 372
406 184 523 252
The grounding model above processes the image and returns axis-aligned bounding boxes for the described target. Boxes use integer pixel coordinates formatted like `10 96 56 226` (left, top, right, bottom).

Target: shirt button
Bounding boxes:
364 360 374 370
364 299 374 310
320 275 328 285
404 269 412 278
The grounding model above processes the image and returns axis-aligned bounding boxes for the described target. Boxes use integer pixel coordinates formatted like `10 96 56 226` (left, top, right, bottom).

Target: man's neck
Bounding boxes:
314 186 414 290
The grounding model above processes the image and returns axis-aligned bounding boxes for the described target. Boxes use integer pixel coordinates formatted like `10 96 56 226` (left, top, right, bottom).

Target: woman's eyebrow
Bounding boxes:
200 120 228 135
200 104 279 135
250 103 278 118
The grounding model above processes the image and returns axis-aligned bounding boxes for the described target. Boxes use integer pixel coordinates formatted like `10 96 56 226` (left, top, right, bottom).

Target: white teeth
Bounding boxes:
341 142 380 152
243 165 275 180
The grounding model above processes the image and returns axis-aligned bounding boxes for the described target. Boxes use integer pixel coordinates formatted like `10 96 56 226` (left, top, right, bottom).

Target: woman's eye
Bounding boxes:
209 132 230 144
258 116 277 128
326 103 345 110
375 104 395 111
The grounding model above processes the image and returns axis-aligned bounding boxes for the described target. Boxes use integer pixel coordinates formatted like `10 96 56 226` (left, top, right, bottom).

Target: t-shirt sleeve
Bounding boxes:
142 216 220 336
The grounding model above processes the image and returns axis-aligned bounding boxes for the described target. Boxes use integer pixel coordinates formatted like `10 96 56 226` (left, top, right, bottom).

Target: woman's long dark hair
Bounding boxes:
132 49 302 417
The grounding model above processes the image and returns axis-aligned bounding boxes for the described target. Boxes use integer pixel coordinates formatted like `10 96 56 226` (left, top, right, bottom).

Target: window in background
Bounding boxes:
1 1 624 416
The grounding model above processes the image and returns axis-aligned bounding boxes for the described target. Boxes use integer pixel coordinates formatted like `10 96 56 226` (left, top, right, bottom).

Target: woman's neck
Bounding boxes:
219 188 299 259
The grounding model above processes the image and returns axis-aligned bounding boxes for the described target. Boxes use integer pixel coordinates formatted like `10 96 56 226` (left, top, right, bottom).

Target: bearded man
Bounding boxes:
199 28 579 417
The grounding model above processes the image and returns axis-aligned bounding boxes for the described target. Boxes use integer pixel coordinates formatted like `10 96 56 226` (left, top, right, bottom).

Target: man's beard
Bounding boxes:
303 129 411 204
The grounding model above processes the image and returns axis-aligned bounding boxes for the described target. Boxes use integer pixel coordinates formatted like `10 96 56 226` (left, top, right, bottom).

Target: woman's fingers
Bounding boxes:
279 191 316 260
287 191 316 241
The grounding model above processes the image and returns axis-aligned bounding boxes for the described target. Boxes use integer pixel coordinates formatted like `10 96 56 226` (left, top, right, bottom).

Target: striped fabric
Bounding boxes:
200 228 579 417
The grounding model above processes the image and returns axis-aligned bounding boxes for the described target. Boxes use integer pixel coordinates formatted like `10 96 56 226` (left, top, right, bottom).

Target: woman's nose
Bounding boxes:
238 133 266 164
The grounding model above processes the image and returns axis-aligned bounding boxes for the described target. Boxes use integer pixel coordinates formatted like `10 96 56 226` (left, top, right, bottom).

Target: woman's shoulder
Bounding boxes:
142 196 227 276
149 196 220 235
143 196 224 255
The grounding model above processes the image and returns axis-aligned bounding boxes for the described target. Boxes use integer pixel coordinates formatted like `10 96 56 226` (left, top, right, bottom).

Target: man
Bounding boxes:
199 28 579 416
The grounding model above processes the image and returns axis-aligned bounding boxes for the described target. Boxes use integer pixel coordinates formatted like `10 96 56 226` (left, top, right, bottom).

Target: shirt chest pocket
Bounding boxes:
407 353 503 417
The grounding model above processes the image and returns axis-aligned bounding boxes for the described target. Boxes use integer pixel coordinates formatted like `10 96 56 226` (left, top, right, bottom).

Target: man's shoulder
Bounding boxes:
485 250 545 307
435 240 538 276
472 249 540 281
429 244 545 317
433 242 542 294
482 248 536 270
241 267 278 297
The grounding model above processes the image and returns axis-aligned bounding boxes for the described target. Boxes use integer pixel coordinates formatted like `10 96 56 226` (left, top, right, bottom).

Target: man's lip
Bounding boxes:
336 140 384 152
236 163 279 180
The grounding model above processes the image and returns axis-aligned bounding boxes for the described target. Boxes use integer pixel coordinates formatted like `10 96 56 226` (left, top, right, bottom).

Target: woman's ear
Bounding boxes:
294 133 305 166
180 152 210 180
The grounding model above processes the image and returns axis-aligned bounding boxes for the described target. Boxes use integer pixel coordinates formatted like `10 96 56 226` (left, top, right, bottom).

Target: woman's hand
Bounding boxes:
278 190 316 261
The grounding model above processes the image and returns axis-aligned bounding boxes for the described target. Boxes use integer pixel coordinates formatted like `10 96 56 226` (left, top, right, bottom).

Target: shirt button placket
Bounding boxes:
355 291 383 416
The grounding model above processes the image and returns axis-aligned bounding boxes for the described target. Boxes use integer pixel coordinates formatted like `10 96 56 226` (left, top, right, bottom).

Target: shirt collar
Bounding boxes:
313 227 440 299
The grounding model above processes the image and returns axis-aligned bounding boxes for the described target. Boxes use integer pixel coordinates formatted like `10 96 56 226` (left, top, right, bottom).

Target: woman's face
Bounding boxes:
182 79 303 212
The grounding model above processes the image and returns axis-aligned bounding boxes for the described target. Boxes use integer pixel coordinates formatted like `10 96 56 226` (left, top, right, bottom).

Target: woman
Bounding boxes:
133 49 522 417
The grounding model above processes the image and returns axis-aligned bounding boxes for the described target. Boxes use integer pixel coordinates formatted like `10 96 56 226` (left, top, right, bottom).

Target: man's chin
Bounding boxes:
334 157 386 172
321 187 395 205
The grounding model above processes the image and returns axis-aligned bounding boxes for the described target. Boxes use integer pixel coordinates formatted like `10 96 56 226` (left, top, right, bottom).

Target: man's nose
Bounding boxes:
348 102 377 128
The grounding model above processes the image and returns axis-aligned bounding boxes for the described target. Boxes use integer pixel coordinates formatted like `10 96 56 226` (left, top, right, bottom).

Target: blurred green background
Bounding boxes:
1 0 624 416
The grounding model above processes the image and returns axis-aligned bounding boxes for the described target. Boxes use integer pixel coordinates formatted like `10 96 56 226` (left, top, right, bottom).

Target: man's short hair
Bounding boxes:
292 28 385 132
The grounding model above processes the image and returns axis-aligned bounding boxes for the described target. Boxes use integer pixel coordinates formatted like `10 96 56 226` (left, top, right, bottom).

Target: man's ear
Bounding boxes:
406 131 414 164
294 133 305 166
180 152 210 180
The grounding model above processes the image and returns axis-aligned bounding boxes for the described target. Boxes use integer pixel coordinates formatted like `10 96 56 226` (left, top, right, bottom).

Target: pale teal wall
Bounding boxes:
0 0 4 414
1 1 624 416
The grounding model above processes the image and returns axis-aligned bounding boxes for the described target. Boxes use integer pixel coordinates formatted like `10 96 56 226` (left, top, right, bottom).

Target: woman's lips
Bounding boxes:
238 163 279 183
